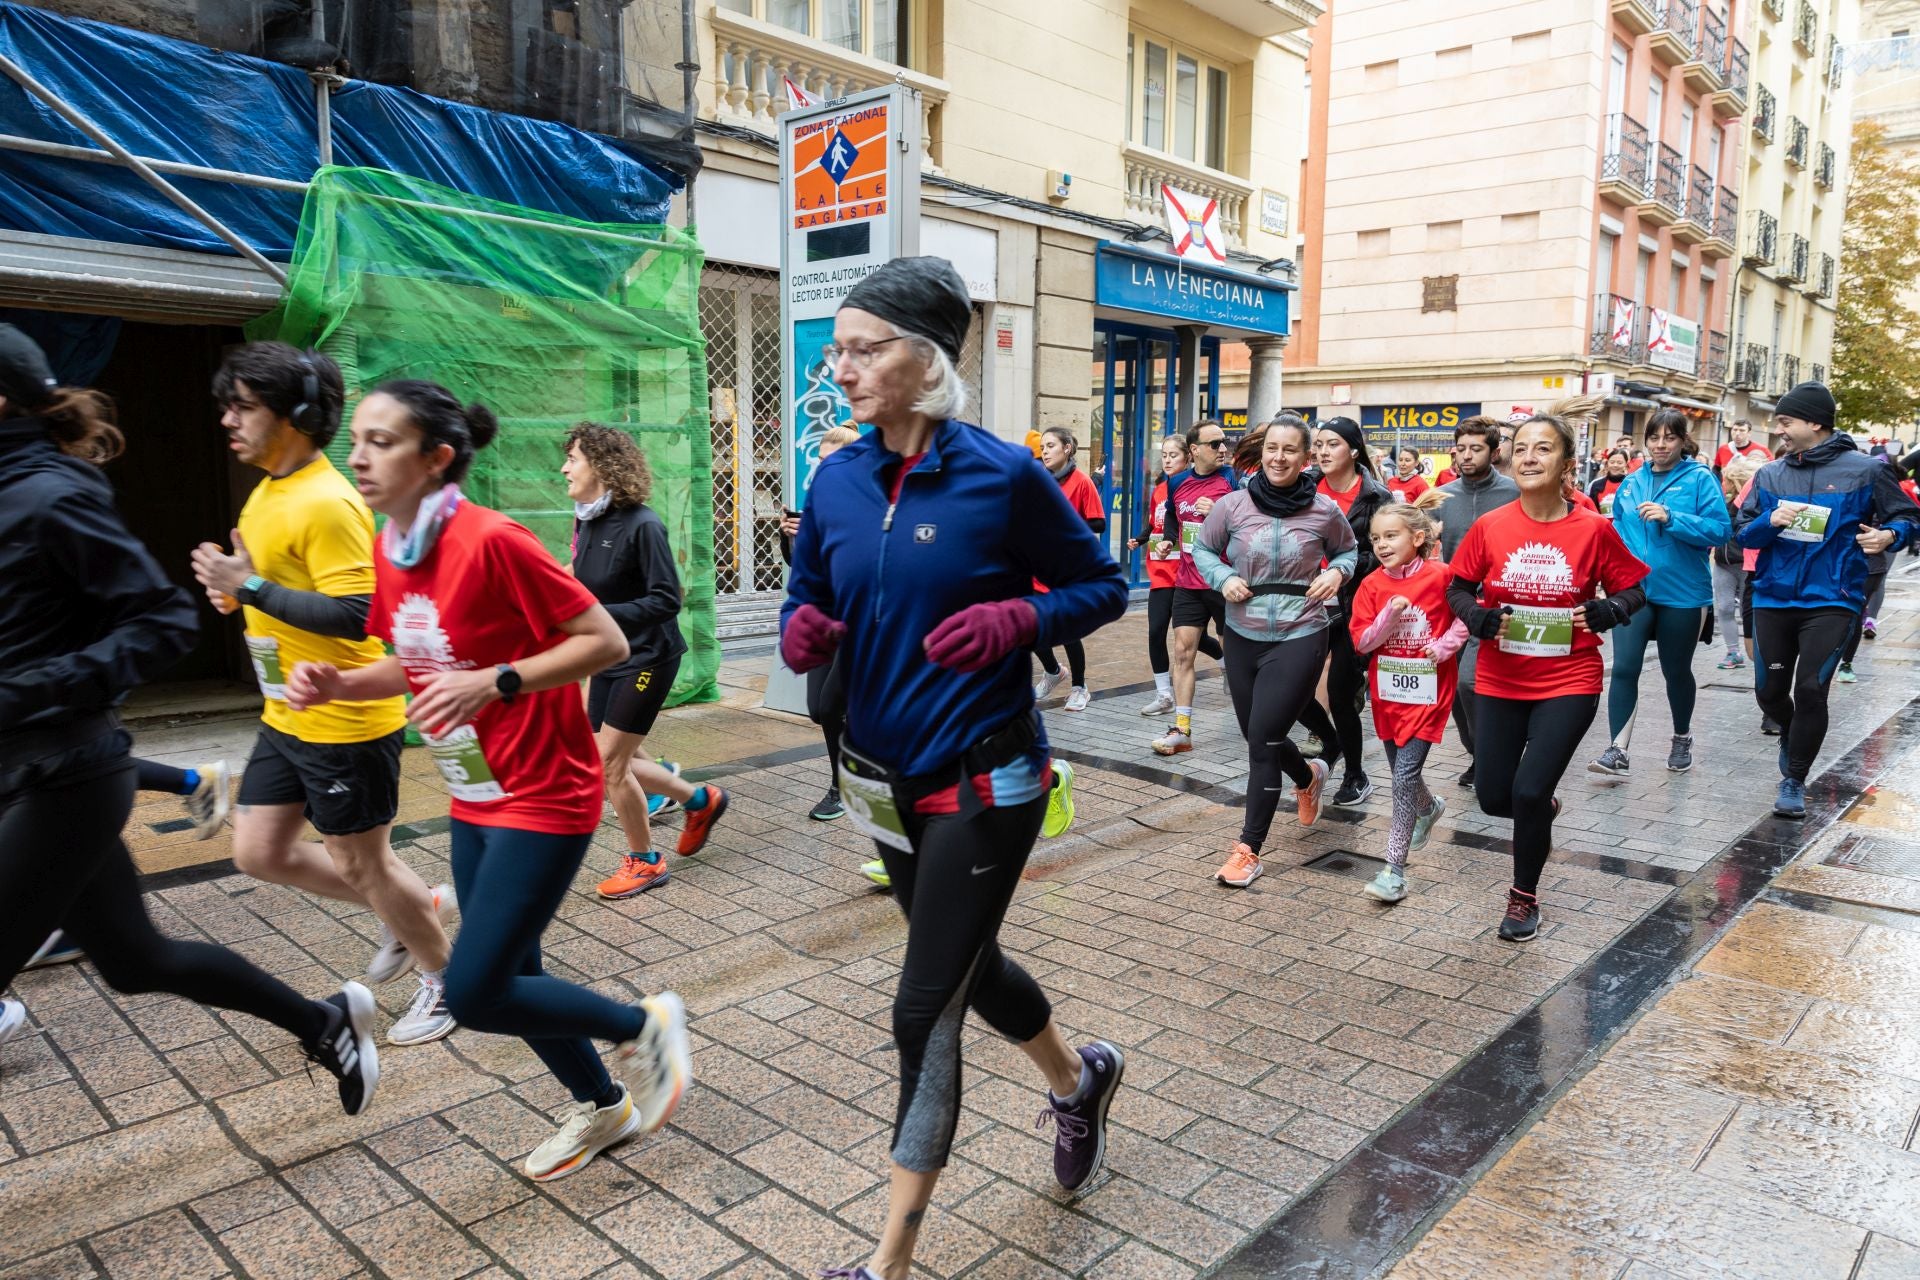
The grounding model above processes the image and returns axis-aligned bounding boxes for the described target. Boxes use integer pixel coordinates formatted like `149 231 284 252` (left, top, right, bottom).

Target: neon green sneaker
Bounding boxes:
1042 759 1076 839
860 859 892 889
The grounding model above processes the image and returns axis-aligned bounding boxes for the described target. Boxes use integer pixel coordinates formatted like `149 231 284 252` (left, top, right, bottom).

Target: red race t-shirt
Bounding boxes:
1319 474 1363 516
1594 477 1624 516
1349 557 1458 745
1714 440 1772 469
371 502 606 835
1035 466 1107 593
1449 502 1649 701
1435 467 1459 487
1144 477 1178 589
1171 469 1235 590
1386 474 1430 503
1567 486 1598 513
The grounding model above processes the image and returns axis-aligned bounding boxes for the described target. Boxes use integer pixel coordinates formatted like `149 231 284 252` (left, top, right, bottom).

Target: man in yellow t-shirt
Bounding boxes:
191 343 454 1047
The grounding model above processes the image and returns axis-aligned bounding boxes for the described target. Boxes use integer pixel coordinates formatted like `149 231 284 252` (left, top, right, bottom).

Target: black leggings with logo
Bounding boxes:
1224 627 1332 852
1473 693 1600 895
1753 606 1856 782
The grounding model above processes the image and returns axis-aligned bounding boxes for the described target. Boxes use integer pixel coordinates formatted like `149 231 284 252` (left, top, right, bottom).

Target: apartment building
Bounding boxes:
644 0 1318 609
1283 0 1852 465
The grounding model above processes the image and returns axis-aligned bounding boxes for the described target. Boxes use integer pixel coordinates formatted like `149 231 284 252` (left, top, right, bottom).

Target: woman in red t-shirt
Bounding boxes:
1385 446 1431 503
1447 413 1650 942
1031 427 1107 711
286 380 693 1183
1127 434 1219 715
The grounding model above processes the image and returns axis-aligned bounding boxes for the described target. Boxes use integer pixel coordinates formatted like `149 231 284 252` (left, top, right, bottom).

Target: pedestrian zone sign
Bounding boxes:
822 128 858 185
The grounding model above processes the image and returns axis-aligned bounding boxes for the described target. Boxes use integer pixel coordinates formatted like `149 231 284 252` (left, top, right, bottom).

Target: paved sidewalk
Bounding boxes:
1 575 1915 1279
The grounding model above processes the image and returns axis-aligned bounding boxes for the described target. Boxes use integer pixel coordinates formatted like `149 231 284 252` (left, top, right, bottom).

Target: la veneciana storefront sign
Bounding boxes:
1095 244 1292 336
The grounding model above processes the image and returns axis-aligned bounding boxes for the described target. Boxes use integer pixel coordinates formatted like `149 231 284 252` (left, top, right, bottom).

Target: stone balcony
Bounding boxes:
1121 144 1254 249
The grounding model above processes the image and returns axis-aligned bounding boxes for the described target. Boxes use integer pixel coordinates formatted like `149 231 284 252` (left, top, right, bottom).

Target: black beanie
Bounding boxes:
0 323 58 411
1774 380 1836 429
1319 415 1367 455
838 256 972 365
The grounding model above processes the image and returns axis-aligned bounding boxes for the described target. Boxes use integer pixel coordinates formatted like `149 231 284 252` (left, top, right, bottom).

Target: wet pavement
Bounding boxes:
2 568 1917 1279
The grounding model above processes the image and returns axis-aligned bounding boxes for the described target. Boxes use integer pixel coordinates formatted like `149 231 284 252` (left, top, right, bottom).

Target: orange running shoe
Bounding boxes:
1216 841 1263 888
675 786 729 856
598 854 670 899
1296 759 1330 827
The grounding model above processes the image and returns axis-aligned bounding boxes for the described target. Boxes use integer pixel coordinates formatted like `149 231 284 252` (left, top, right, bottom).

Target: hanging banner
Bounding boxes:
1647 310 1700 376
1610 298 1636 349
1161 183 1228 266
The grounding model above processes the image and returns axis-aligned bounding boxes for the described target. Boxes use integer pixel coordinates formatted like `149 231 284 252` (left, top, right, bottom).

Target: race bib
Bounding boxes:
1500 606 1575 657
1181 522 1199 553
837 762 913 853
426 724 508 802
1377 655 1438 705
1599 494 1615 516
244 633 286 700
1149 538 1179 561
1780 503 1832 543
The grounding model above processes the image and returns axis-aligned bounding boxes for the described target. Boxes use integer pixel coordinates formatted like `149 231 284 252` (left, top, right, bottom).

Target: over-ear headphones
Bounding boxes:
289 350 323 437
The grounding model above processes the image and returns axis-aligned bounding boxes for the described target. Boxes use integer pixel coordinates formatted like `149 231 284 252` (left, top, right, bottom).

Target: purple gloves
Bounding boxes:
923 599 1038 673
782 603 846 673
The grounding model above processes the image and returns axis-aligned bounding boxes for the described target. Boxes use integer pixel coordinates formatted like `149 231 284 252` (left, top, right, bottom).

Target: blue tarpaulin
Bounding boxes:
0 2 681 261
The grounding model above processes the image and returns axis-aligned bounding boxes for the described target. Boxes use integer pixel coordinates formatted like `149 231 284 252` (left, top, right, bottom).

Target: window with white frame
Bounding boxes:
718 0 911 65
1126 31 1231 171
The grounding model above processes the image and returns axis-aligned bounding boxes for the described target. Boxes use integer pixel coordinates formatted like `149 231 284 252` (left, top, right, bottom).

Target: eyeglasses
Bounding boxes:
822 337 910 370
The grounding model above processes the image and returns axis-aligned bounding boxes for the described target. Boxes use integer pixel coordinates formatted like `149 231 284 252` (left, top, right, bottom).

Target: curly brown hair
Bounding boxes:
564 422 652 507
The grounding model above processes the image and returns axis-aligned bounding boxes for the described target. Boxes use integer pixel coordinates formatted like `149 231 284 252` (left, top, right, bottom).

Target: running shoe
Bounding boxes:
614 992 692 1133
598 854 670 899
525 1088 642 1182
0 998 26 1047
1296 759 1330 827
306 982 380 1116
1410 795 1446 851
1363 866 1407 903
1667 735 1694 773
809 787 845 821
1836 662 1857 684
1761 716 1782 736
1037 1041 1125 1194
1215 842 1262 887
1774 777 1807 818
819 1266 883 1280
1299 734 1325 759
1138 691 1175 717
1459 762 1476 789
1588 745 1630 777
1151 726 1193 755
184 760 232 841
657 757 682 777
1033 670 1068 703
675 786 729 856
25 930 83 969
1063 686 1091 712
366 884 457 985
647 792 680 820
860 859 892 889
387 974 455 1046
1332 773 1373 807
1042 759 1076 839
1717 652 1746 670
1863 617 1878 640
1498 888 1540 943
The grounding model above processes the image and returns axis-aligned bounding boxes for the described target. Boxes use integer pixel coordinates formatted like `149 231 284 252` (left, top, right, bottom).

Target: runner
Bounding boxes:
0 323 377 1112
1589 409 1730 778
1386 445 1430 503
1447 412 1650 940
1738 382 1920 816
1433 414 1519 788
1586 449 1629 515
561 424 727 900
1191 418 1356 887
785 258 1128 1280
290 377 691 1180
1835 545 1889 684
1150 419 1240 756
1350 495 1464 903
190 343 454 1047
1312 416 1392 806
1712 454 1764 671
1127 434 1220 716
1031 426 1107 712
1713 418 1772 476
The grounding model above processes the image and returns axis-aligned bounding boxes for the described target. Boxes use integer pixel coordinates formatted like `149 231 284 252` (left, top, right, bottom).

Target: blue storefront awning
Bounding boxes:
1094 242 1293 339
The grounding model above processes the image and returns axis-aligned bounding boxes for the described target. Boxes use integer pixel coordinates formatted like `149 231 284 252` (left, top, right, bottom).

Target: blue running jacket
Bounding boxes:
1736 433 1919 611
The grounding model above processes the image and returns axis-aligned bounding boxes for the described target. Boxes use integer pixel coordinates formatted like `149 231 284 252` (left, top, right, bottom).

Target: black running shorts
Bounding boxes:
237 724 403 836
1170 586 1226 635
587 654 682 736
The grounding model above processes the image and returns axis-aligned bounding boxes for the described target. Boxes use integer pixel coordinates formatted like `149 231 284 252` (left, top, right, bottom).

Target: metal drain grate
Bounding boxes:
148 818 193 834
1821 831 1920 880
1303 849 1388 880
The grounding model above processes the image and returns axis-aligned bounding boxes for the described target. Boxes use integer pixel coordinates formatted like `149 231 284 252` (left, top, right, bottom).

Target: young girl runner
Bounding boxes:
1349 496 1466 903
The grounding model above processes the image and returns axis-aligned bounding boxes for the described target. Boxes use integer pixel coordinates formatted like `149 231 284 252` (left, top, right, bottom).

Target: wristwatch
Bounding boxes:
236 574 267 604
494 663 522 705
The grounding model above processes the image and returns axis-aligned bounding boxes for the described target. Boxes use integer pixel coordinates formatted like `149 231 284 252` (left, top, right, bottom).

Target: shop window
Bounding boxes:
720 0 913 66
1128 31 1234 169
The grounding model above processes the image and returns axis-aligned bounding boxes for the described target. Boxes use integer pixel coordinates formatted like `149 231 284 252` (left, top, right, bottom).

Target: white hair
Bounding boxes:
900 333 970 421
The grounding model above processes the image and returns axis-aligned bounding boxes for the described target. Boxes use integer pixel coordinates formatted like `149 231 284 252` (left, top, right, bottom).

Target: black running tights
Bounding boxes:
1754 606 1856 782
878 793 1052 1172
1 741 325 1046
1473 693 1599 895
134 758 193 794
1034 640 1087 686
1315 622 1367 781
1224 627 1330 852
1147 587 1222 675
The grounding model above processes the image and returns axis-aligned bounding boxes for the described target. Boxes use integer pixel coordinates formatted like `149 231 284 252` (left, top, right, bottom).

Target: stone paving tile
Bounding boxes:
91 1210 228 1280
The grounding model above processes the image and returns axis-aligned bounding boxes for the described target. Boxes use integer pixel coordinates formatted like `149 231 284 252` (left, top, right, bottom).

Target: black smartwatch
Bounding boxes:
494 663 522 705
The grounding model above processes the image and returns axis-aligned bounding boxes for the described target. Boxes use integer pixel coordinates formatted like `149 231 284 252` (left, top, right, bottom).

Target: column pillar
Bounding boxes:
1245 335 1290 427
1175 324 1204 430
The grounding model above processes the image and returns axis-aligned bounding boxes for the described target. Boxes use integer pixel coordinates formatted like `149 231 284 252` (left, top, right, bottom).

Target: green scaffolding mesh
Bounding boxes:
249 166 719 706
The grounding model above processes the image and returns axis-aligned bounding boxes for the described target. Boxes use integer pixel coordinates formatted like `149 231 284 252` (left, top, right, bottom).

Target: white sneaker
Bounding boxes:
0 998 27 1047
1139 691 1175 716
184 760 232 840
1063 686 1091 712
387 973 456 1046
366 883 457 986
614 992 692 1133
524 1089 642 1182
1033 670 1068 703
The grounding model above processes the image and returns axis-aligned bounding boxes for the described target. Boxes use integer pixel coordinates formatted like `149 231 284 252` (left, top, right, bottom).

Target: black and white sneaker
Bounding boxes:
809 787 845 821
1666 735 1694 773
25 930 83 969
1588 746 1630 777
0 998 27 1047
1498 888 1540 943
306 982 380 1116
1331 773 1373 807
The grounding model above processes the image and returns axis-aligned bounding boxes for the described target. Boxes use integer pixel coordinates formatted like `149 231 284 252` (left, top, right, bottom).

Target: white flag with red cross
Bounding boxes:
784 76 821 110
1160 183 1227 266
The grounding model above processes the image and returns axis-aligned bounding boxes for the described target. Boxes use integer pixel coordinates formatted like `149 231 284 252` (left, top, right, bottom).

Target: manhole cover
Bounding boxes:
1820 831 1920 880
1303 849 1387 880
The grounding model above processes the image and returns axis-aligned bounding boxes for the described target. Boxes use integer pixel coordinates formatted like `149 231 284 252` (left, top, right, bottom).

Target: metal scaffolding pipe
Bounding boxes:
0 51 290 285
0 133 311 193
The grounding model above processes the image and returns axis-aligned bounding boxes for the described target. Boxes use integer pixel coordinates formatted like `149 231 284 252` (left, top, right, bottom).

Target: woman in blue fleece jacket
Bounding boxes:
1588 409 1730 779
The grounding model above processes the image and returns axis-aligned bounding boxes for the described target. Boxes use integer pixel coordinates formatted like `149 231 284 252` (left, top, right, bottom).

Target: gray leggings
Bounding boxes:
1712 561 1744 654
1382 739 1434 869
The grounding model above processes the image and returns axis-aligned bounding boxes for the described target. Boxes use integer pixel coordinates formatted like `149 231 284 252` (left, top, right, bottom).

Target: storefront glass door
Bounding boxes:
1095 322 1219 585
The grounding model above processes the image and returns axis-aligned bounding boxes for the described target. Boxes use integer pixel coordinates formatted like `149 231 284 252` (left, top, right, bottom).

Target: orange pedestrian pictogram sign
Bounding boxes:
790 104 890 230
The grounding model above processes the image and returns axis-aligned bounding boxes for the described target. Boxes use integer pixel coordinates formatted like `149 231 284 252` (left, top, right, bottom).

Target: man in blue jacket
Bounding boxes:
1736 381 1919 817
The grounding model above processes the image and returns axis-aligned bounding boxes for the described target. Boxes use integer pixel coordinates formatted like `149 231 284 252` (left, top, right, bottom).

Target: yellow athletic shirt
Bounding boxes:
237 456 407 743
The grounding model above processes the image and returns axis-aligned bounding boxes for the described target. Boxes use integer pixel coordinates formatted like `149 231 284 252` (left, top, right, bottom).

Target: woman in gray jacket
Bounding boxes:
1192 417 1359 888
